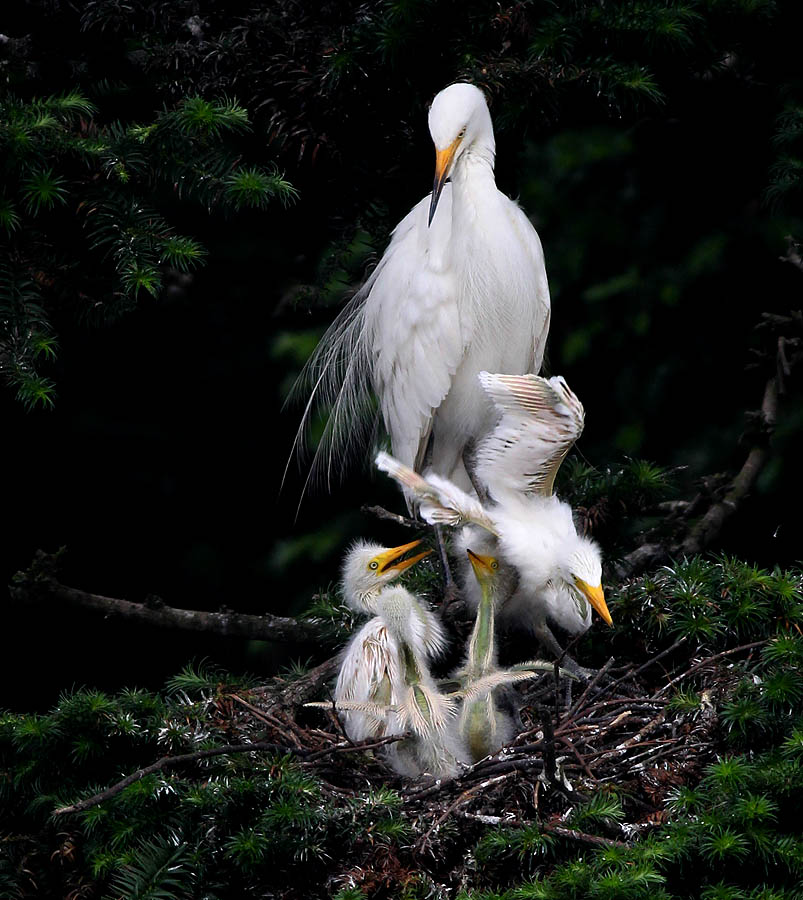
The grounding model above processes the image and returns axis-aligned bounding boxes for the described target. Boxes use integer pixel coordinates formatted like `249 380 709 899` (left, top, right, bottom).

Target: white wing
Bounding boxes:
286 188 460 493
364 189 463 472
334 618 402 741
475 373 584 500
375 452 498 534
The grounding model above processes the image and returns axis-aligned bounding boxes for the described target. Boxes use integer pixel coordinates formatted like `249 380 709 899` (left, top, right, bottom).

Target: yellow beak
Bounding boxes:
466 548 496 579
374 539 432 575
574 578 612 626
428 136 461 226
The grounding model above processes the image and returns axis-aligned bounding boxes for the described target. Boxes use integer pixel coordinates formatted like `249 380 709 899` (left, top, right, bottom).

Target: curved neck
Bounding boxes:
453 141 496 185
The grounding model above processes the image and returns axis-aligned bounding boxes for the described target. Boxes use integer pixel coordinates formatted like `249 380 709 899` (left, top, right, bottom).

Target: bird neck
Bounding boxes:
467 582 496 677
452 147 496 188
356 587 379 611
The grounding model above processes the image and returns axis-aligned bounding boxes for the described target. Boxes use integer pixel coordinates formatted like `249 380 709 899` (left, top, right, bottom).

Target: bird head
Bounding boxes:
341 539 431 612
559 536 612 626
428 82 494 225
466 548 500 589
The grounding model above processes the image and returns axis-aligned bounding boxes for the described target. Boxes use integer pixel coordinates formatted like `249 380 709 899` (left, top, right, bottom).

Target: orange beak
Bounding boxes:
428 136 461 226
374 539 432 574
574 578 612 626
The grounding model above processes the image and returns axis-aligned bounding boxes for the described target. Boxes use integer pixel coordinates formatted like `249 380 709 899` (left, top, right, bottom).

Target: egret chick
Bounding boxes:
325 584 464 778
292 82 550 495
457 549 514 761
376 372 612 663
340 539 432 614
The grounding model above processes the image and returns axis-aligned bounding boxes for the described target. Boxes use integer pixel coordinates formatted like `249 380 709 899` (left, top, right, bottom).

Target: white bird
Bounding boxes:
333 586 447 741
322 540 465 776
292 82 551 496
376 372 612 663
339 538 433 615
453 549 559 760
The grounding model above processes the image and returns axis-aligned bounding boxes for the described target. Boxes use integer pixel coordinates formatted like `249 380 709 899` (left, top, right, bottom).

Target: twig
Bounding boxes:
557 736 597 780
302 733 404 763
415 772 516 850
53 740 300 815
599 638 688 700
361 504 423 530
541 823 629 849
681 374 778 555
53 729 407 816
261 656 340 713
617 314 799 578
567 656 616 718
588 711 667 765
652 640 768 697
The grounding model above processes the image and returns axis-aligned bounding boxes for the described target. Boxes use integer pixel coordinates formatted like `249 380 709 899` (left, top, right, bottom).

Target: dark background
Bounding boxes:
3 0 803 710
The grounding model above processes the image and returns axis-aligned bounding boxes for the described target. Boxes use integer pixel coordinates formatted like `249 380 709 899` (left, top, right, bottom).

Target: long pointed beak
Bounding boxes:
575 578 613 626
375 539 432 574
466 548 496 579
428 137 460 227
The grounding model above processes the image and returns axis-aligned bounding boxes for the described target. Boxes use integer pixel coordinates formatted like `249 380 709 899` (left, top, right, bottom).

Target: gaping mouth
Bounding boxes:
375 539 432 574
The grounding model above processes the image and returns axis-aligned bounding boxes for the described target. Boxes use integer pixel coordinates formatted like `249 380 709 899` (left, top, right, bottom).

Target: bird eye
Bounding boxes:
491 560 498 570
458 126 467 138
369 561 379 570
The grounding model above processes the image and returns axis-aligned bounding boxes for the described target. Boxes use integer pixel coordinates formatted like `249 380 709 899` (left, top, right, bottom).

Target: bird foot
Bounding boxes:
557 655 595 682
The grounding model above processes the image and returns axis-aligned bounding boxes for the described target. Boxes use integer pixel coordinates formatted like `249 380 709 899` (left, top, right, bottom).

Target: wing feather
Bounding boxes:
375 452 498 534
475 372 584 500
364 190 463 471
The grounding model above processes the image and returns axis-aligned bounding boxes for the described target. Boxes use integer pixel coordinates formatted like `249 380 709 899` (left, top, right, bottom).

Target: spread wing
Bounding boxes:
475 372 584 501
376 452 498 534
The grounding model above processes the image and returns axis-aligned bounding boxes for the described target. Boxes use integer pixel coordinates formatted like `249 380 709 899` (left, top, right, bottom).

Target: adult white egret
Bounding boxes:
292 82 551 495
376 372 612 663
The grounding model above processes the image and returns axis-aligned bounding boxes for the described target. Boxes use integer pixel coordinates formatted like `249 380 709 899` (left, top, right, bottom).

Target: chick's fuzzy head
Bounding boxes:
341 539 431 612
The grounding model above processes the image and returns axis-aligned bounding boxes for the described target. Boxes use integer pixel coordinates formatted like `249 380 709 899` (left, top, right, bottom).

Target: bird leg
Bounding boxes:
462 440 490 505
532 620 593 682
434 525 461 605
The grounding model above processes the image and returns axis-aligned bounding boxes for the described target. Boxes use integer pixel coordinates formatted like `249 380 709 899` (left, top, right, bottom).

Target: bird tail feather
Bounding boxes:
283 291 377 502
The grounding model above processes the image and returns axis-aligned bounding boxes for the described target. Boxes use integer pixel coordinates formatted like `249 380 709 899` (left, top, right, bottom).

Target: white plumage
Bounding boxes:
377 372 611 662
292 82 550 494
327 541 465 777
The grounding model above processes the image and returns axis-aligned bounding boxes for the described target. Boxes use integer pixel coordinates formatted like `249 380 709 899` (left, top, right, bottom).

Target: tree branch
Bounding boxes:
11 550 320 644
52 731 403 816
617 310 801 579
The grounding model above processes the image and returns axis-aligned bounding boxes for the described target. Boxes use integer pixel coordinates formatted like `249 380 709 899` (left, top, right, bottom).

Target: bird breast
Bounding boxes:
494 495 575 591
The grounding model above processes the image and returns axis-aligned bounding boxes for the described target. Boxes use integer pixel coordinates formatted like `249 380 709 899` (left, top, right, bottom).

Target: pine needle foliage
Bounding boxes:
3 553 803 897
0 676 409 898
0 90 295 407
558 457 676 554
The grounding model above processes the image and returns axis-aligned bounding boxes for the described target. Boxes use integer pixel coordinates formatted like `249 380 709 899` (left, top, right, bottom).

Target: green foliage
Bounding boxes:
558 457 675 554
0 90 295 407
0 674 413 899
568 790 625 830
612 556 803 652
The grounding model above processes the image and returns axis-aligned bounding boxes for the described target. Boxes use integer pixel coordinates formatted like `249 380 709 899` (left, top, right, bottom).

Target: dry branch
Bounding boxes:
11 550 319 643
